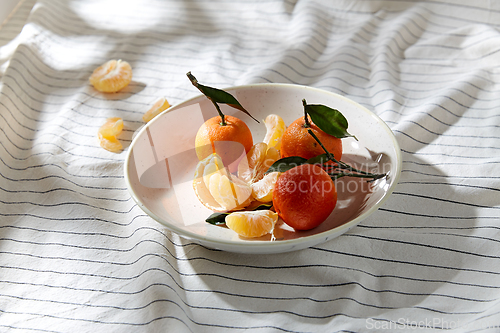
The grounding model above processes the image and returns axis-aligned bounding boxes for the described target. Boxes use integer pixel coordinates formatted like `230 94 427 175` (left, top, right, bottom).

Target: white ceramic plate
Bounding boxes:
124 83 402 253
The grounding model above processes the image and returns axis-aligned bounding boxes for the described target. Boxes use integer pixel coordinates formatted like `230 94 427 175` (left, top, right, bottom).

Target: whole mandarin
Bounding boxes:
273 164 337 230
195 115 253 168
280 116 342 161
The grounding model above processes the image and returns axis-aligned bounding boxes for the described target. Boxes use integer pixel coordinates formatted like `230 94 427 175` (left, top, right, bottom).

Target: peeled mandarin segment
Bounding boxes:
203 162 219 189
263 114 286 151
98 117 123 152
250 146 280 184
209 173 252 211
89 59 132 93
202 154 229 188
230 175 253 207
207 153 225 171
209 174 232 209
237 142 267 183
247 142 268 170
209 173 237 209
225 210 278 238
212 154 227 175
237 143 281 185
90 60 116 90
143 97 171 123
193 154 225 211
98 117 123 139
251 171 280 202
98 133 123 152
261 147 280 174
193 153 252 212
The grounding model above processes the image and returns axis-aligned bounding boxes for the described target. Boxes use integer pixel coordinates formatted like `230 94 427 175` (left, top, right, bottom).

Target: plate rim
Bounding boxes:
123 82 402 253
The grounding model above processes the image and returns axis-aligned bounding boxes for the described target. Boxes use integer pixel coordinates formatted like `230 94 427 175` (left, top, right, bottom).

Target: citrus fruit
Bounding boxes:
143 97 170 122
89 59 132 93
98 117 123 152
262 114 286 151
98 117 123 138
280 116 342 161
98 134 123 152
273 163 337 230
251 171 280 202
195 115 253 169
237 142 280 184
225 210 278 238
193 153 252 212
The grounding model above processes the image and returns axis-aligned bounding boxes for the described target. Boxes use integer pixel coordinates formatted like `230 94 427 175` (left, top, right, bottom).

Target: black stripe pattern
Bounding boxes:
1 0 500 331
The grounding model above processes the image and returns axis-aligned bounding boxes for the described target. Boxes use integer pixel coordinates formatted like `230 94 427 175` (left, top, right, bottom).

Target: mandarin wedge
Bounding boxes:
237 142 280 184
193 153 252 212
225 210 278 238
98 117 123 138
143 97 170 123
98 117 124 152
250 171 280 202
90 59 132 93
263 114 286 151
98 134 123 152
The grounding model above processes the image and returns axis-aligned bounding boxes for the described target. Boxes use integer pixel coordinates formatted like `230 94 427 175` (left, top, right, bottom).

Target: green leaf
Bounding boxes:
198 84 244 110
253 203 273 211
187 72 259 123
205 204 273 225
264 156 308 174
304 103 356 139
205 212 228 225
264 154 337 175
306 153 331 165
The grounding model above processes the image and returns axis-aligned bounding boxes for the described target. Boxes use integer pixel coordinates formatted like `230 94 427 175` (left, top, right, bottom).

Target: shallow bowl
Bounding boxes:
124 83 402 253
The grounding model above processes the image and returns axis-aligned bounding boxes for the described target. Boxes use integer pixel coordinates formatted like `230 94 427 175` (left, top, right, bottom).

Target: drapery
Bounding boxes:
1 1 500 331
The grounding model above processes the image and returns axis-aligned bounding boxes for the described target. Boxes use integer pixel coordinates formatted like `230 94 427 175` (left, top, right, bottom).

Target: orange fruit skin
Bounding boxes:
273 164 337 230
195 115 253 167
280 116 342 161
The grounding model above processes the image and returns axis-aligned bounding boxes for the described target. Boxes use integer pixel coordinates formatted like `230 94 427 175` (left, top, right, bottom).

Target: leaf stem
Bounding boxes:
212 103 226 126
187 72 226 126
302 99 311 128
307 128 336 161
307 129 386 181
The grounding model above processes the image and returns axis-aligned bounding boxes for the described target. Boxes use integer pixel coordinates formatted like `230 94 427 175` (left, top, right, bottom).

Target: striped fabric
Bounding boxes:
1 0 499 331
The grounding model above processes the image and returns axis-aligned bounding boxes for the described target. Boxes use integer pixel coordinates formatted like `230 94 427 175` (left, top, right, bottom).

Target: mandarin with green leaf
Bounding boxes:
280 115 342 161
195 115 254 168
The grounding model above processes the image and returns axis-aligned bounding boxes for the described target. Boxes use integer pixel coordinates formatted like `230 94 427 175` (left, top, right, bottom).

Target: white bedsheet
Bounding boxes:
1 1 500 332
